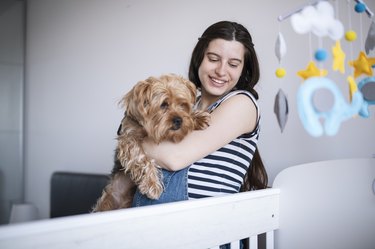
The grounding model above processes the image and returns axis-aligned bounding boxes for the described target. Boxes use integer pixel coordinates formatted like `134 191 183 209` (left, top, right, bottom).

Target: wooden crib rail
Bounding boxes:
0 188 280 249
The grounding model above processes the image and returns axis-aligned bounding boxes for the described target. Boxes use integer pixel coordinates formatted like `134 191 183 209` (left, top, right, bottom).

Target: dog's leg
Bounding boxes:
125 152 164 200
92 173 136 212
92 188 117 212
118 136 164 200
117 114 171 200
136 160 164 199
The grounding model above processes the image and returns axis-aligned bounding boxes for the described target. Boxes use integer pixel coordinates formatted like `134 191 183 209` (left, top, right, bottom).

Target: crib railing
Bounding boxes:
0 188 280 249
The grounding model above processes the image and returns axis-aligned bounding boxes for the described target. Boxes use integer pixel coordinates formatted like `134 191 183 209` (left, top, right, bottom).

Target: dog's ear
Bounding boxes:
117 124 122 135
119 80 152 122
117 115 126 135
180 76 197 104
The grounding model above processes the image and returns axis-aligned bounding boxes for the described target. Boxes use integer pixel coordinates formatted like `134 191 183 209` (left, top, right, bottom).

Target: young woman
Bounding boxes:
132 20 268 207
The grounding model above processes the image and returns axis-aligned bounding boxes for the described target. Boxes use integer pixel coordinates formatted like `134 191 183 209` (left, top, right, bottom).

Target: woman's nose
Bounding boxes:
215 62 226 76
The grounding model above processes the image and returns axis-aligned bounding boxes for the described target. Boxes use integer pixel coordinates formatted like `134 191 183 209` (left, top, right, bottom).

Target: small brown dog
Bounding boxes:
93 74 210 211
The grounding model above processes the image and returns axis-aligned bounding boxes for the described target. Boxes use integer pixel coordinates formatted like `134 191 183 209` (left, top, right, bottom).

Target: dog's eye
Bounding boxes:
179 102 190 111
161 101 169 109
143 100 149 107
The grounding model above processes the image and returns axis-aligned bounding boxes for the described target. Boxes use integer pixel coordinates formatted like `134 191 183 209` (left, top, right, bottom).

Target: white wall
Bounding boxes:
25 0 375 219
0 1 25 223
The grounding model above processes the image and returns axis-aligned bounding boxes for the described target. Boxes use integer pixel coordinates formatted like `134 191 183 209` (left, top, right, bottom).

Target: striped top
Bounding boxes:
188 90 260 199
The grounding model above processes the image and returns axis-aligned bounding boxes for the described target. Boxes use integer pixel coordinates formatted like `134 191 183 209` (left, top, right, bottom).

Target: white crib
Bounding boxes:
0 158 374 249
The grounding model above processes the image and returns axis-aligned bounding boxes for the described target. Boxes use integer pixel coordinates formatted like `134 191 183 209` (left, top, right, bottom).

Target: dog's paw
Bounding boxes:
193 110 211 130
138 180 164 200
146 185 164 200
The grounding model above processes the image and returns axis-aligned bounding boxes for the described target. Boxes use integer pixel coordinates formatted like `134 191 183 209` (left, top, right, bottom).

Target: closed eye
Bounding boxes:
229 62 240 68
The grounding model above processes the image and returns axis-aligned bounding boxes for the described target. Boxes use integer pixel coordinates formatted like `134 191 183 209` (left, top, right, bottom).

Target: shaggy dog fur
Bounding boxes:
93 74 210 211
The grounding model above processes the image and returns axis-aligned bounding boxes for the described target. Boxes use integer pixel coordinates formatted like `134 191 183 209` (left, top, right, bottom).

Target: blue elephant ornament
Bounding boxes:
297 77 364 137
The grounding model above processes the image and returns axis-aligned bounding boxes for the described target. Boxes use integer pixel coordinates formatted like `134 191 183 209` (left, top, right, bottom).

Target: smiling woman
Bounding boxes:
134 21 268 217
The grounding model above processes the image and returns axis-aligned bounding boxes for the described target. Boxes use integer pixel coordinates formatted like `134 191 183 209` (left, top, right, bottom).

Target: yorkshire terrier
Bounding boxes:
93 74 210 211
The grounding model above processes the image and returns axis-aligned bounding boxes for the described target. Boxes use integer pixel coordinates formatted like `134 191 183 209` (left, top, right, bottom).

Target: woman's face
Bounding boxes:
198 38 245 101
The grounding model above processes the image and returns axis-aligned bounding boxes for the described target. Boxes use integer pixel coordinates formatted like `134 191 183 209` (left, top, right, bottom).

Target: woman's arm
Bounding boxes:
143 94 258 171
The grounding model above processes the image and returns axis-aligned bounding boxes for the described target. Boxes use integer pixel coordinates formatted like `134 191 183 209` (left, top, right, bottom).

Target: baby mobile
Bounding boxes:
274 0 375 137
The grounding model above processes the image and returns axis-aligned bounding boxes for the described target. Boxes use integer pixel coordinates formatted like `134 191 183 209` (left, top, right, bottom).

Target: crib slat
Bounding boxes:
266 230 274 249
250 235 258 249
230 240 240 248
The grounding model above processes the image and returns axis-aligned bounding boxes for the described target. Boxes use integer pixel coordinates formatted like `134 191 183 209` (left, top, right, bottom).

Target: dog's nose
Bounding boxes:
172 116 182 130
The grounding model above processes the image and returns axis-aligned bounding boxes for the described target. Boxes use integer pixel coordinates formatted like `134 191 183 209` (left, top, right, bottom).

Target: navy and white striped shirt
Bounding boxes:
188 90 260 199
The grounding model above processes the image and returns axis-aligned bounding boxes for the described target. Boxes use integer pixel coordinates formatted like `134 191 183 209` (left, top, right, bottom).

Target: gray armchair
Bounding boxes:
50 172 109 218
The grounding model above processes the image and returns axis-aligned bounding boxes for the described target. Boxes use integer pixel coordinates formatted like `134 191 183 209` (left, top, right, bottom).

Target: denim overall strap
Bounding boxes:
132 167 189 207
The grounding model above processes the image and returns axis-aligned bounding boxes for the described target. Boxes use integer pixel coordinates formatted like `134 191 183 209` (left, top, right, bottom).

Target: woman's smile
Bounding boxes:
209 76 227 87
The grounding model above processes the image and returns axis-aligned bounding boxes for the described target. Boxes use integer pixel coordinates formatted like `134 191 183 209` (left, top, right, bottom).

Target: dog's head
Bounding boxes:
120 74 198 143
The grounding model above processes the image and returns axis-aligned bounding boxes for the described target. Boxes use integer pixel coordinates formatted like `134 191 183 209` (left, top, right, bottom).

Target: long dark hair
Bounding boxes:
188 21 268 190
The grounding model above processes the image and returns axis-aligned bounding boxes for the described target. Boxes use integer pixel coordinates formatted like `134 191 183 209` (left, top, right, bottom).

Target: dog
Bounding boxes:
92 74 210 211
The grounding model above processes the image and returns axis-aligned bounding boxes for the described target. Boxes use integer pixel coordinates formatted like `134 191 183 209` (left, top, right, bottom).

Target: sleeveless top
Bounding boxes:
187 90 261 199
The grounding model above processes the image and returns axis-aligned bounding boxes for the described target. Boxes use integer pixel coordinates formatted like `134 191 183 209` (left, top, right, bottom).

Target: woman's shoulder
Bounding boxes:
211 90 260 135
208 90 259 112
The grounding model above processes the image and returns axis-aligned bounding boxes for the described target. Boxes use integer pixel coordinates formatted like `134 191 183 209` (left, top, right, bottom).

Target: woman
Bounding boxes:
132 20 268 207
